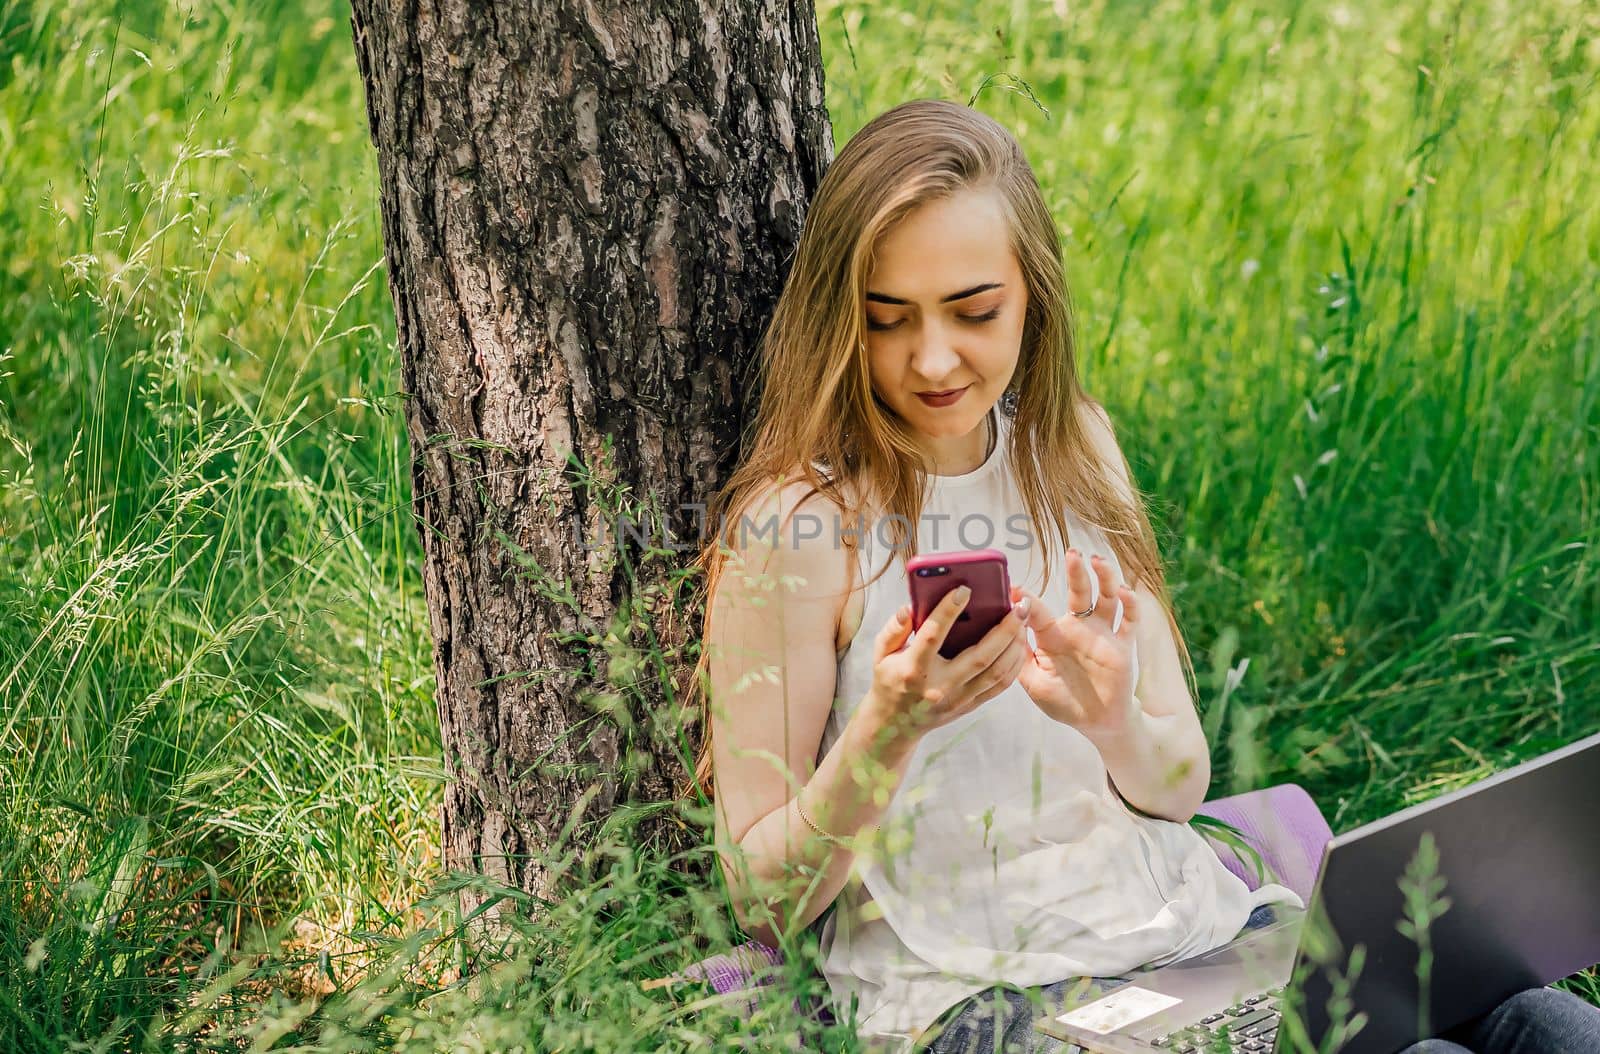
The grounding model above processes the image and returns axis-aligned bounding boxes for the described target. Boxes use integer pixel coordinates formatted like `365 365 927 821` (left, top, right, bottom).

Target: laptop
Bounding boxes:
1035 729 1600 1053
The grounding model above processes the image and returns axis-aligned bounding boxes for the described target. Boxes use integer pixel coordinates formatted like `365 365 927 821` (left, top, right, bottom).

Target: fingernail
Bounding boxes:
954 585 972 604
896 606 908 623
1013 598 1031 619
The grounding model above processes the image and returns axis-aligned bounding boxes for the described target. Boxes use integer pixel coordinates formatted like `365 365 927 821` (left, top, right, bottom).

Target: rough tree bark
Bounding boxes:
348 0 833 914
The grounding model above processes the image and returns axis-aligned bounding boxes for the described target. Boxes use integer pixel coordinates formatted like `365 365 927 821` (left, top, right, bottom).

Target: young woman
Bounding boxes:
689 100 1600 1053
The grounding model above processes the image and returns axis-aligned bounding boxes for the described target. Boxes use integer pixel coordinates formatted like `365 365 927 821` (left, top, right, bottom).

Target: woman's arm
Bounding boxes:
706 480 920 946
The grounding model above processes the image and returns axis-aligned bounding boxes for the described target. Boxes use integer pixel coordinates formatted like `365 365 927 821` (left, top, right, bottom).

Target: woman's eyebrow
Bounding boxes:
865 282 1005 305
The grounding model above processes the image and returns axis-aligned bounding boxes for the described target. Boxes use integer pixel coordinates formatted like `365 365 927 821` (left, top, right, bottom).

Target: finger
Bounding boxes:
972 640 1029 706
961 669 1001 709
958 595 1033 674
963 656 1014 708
1064 548 1094 618
990 634 1029 681
1008 642 1030 681
1012 587 1050 626
991 625 1033 680
996 645 1029 698
1114 583 1139 638
1016 649 1043 699
970 677 1007 708
909 585 971 664
1017 585 1074 655
874 603 914 662
1088 554 1124 627
1013 601 1034 649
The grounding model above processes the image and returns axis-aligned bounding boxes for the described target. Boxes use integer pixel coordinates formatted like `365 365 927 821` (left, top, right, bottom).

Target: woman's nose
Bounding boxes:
910 319 961 382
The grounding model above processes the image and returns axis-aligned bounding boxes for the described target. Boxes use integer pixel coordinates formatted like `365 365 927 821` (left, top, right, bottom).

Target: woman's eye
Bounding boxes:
867 308 998 332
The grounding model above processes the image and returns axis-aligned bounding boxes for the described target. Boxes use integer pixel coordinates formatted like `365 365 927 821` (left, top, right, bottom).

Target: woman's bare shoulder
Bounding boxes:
718 468 854 598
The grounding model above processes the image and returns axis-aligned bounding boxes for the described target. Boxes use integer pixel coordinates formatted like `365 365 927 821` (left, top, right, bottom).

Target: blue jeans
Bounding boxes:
919 905 1600 1053
1398 986 1600 1053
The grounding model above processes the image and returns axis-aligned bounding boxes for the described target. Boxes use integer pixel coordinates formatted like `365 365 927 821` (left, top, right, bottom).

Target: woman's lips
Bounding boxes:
916 385 970 408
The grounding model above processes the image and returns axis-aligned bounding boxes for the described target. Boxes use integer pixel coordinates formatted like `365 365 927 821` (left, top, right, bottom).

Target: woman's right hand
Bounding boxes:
864 586 1033 742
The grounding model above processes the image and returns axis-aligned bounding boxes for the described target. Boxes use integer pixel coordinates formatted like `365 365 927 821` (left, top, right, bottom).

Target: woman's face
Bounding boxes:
863 187 1028 443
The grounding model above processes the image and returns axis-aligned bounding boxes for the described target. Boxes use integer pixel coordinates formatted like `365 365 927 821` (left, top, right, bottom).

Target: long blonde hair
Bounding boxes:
685 99 1194 798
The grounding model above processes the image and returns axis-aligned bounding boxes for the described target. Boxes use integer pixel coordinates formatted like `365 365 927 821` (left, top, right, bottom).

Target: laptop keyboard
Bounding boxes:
1148 987 1285 1052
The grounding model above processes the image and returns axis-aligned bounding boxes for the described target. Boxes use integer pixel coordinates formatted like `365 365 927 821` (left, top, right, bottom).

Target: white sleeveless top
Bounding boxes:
816 408 1303 1049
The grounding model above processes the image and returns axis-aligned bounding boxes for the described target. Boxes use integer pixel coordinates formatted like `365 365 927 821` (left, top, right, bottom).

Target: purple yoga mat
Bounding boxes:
677 783 1333 1007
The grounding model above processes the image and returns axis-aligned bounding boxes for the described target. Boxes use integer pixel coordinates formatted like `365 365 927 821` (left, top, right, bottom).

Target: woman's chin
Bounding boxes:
907 402 989 432
907 416 970 436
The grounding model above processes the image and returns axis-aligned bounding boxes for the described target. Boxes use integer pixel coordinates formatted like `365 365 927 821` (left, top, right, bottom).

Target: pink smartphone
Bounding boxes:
906 548 1013 660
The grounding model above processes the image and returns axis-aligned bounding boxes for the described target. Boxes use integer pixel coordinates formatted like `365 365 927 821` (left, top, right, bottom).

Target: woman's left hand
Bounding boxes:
1012 548 1140 741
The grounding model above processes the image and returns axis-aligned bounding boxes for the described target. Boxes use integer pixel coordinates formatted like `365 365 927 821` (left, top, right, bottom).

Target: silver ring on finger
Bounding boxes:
1071 598 1097 619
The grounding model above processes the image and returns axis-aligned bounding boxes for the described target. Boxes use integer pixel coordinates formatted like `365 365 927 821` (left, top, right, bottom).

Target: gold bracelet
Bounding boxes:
795 795 883 845
794 794 836 842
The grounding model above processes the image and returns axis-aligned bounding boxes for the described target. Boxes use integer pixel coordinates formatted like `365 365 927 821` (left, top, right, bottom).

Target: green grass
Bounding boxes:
1 0 1596 1048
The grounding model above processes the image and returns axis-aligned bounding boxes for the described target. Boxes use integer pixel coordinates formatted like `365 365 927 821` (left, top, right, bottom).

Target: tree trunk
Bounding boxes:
348 0 832 919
